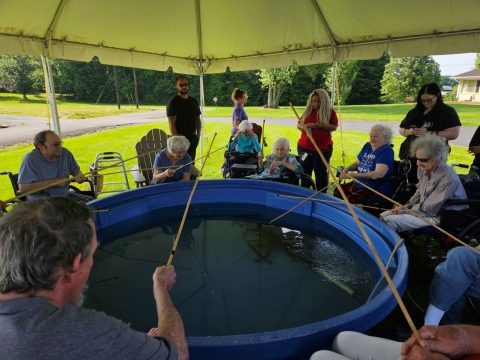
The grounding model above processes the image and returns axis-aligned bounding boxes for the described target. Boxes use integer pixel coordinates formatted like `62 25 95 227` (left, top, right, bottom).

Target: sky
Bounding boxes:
432 53 477 76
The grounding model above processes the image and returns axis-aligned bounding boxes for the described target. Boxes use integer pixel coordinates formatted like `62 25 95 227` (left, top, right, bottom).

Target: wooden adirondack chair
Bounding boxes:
135 129 169 187
135 129 200 187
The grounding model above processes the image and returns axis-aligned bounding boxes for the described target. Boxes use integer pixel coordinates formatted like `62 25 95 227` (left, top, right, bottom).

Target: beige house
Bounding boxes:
452 69 480 102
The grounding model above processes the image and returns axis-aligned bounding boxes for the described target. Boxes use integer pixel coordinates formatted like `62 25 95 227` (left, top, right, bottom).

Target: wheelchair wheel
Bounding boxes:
458 218 480 248
300 174 316 191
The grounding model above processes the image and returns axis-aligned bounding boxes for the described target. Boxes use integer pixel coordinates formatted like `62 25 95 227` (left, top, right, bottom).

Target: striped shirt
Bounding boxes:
399 162 467 218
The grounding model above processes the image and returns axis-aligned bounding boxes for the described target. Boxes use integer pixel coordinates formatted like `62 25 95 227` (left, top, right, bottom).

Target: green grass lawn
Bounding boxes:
206 102 480 126
0 93 164 119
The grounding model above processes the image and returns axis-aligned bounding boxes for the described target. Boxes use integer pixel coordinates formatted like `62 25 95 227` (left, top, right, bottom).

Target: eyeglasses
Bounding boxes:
178 83 189 87
421 95 436 104
417 158 430 163
44 141 63 148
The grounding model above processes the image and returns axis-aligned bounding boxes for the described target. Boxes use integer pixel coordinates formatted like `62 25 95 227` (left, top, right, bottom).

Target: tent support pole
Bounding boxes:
331 60 337 107
41 52 61 137
199 72 205 164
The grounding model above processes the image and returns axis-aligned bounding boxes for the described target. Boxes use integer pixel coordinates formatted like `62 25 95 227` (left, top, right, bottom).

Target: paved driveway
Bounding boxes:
0 112 474 148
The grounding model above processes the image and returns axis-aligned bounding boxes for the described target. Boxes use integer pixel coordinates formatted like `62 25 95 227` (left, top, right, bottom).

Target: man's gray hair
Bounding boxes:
274 137 290 150
410 134 449 163
371 124 394 144
0 197 95 295
167 135 190 153
238 120 253 132
34 130 56 150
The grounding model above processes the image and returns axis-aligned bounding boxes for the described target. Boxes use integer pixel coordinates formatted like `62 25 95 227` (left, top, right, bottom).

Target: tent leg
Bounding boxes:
331 60 337 107
199 73 205 164
41 54 61 137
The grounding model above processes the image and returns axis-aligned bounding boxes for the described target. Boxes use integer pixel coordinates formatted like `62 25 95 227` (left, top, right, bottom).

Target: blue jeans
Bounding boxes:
429 246 480 324
297 144 332 192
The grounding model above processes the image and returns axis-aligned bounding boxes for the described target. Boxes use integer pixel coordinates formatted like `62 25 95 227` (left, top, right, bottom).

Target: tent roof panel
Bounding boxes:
1 0 480 74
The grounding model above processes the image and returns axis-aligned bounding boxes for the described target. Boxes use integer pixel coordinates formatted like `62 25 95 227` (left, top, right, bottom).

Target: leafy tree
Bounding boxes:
380 56 441 103
347 53 390 104
475 53 480 69
281 64 330 106
0 55 41 99
443 85 458 101
440 75 457 87
325 61 358 105
257 60 300 108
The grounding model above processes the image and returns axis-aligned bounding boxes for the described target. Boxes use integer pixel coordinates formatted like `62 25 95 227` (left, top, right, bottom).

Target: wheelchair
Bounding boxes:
223 121 266 179
402 174 480 268
334 160 416 218
0 170 96 204
239 152 316 188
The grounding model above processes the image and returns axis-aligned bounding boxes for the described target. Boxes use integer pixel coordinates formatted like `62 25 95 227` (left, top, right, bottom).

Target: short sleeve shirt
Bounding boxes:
18 148 80 199
231 104 248 135
151 149 192 184
354 142 394 195
0 297 178 360
166 95 201 139
297 109 338 152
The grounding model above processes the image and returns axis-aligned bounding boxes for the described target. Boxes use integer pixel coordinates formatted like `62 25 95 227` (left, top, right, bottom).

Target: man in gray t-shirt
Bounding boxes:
0 197 188 360
18 130 90 201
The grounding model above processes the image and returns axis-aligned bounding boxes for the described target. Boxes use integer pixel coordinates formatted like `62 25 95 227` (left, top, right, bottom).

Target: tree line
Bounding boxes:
1 53 473 106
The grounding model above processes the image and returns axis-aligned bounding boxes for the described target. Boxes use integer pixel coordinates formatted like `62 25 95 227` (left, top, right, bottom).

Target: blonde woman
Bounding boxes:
297 89 338 191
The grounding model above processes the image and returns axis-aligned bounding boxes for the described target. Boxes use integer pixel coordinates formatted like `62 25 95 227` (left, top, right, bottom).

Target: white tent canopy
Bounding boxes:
1 0 480 75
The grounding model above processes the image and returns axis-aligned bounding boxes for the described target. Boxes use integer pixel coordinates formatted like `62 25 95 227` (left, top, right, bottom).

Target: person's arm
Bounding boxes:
252 134 262 153
310 122 338 132
72 170 86 184
339 160 360 180
468 145 480 155
18 178 70 193
400 127 416 137
168 116 178 135
153 266 189 360
411 171 458 217
297 112 307 131
269 159 296 172
436 126 460 140
152 168 175 183
401 325 480 359
227 133 239 150
349 164 389 179
180 172 191 181
258 153 265 169
233 119 241 130
195 115 201 138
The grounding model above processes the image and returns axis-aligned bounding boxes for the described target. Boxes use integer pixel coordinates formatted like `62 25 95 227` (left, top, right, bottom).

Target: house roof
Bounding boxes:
452 69 480 79
441 86 453 91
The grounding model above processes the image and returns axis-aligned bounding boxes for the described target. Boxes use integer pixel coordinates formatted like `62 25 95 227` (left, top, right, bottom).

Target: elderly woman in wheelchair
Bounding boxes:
246 137 303 180
227 120 263 167
334 124 394 203
151 135 192 184
380 134 467 232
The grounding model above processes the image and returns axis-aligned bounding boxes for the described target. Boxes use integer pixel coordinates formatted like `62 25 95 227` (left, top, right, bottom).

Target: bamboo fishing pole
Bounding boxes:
269 186 328 224
7 143 225 202
259 119 266 168
287 100 422 343
331 165 480 256
89 146 226 178
166 133 217 266
3 146 168 202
